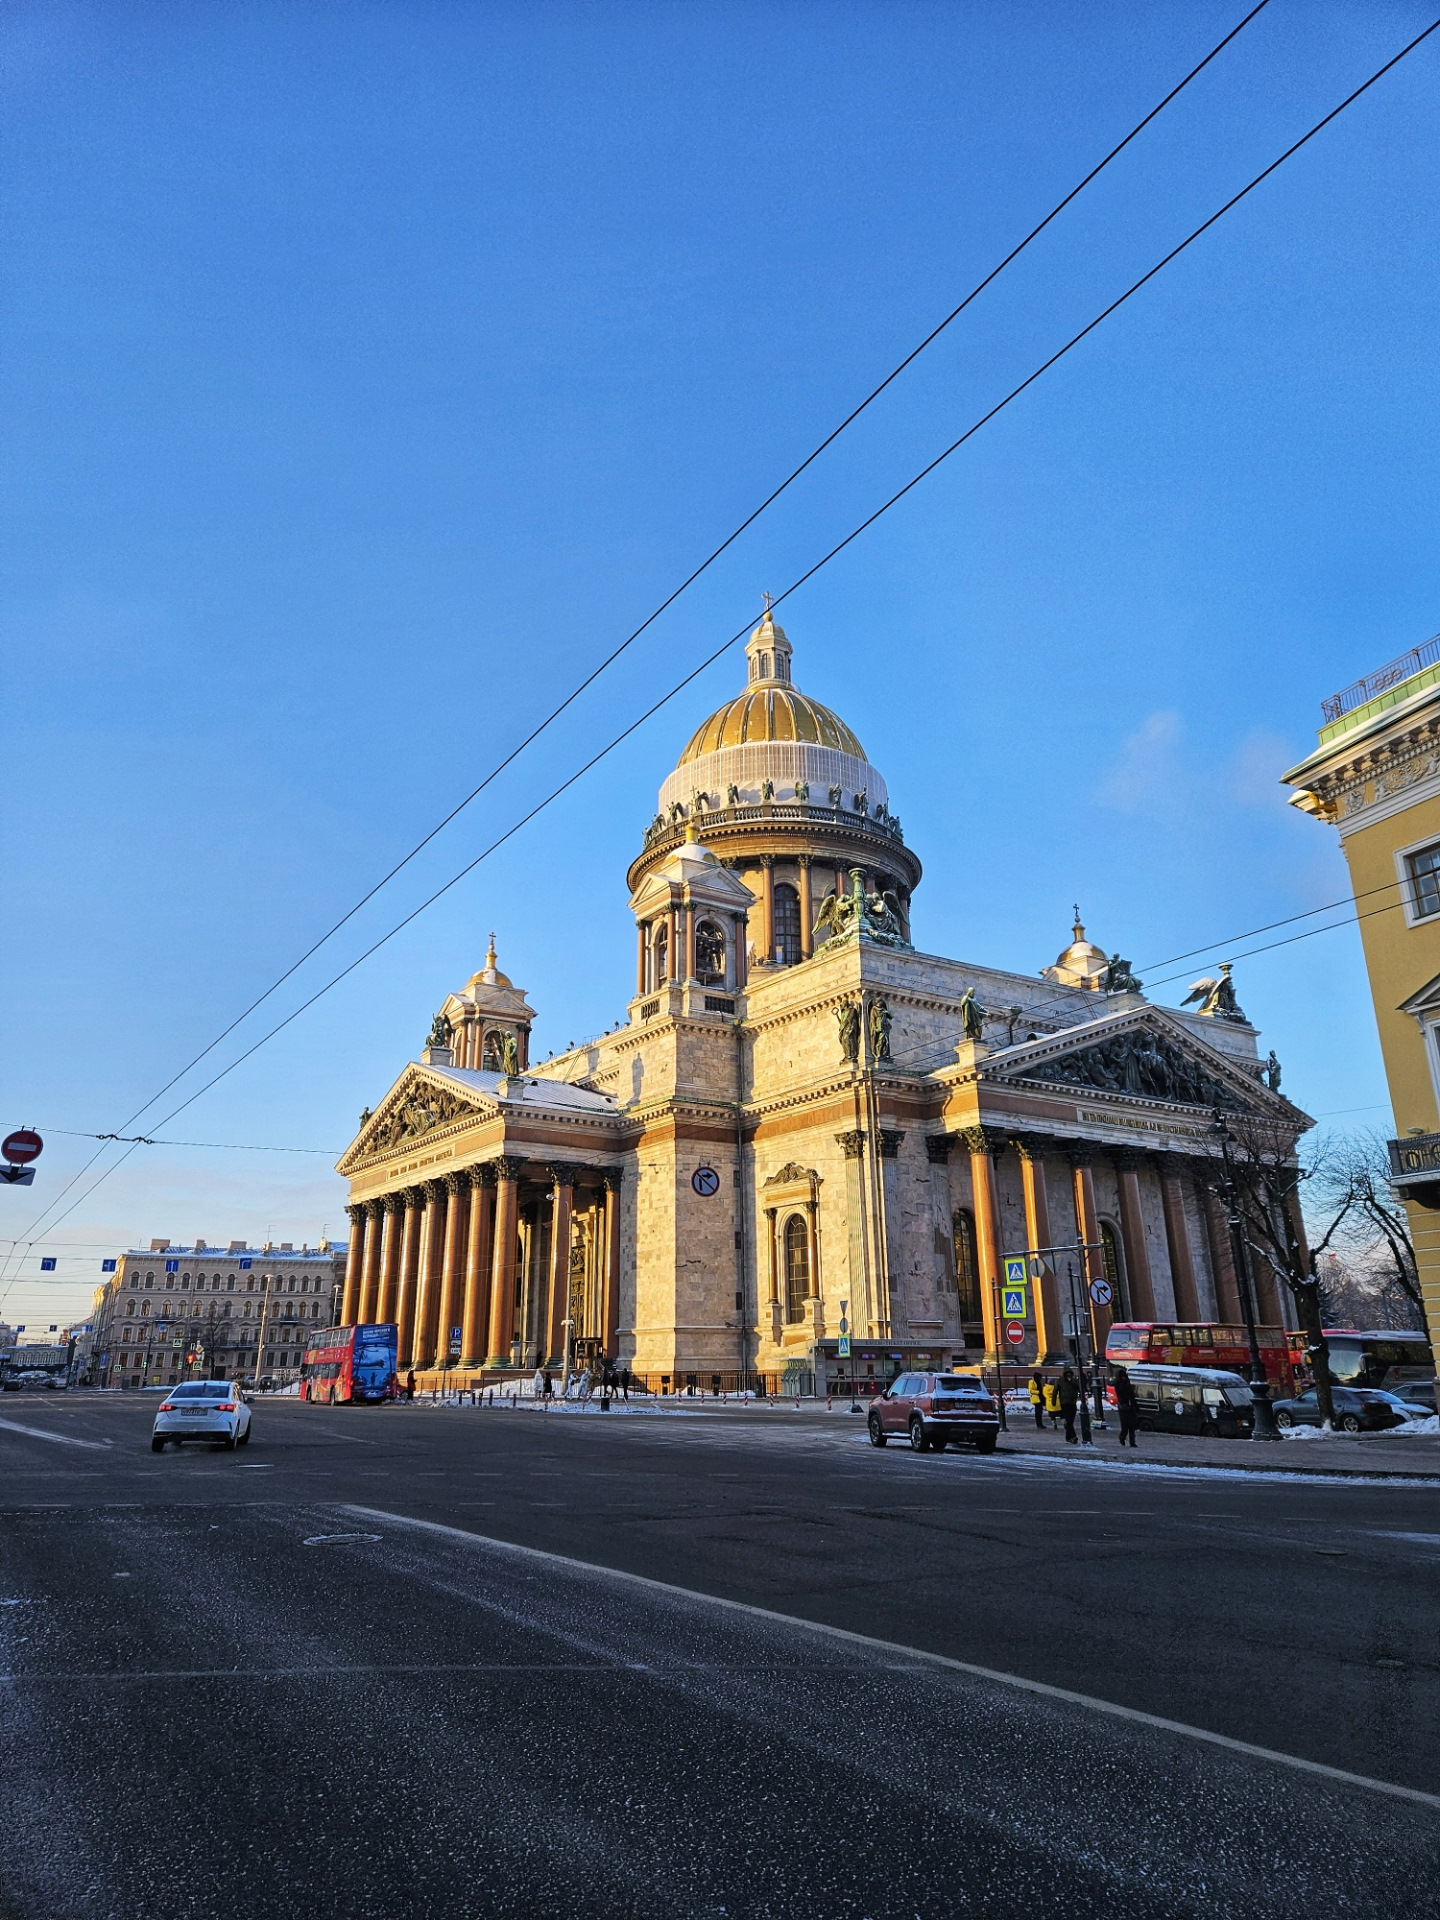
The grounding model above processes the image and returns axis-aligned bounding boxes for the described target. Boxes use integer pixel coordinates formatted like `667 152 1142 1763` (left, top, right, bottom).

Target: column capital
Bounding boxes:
345 1202 364 1222
423 1177 447 1204
836 1129 867 1159
1009 1134 1054 1163
924 1134 953 1164
764 1204 778 1221
600 1167 624 1191
962 1125 1005 1157
1067 1147 1095 1170
759 852 775 868
546 1163 577 1189
382 1190 407 1215
403 1184 427 1208
877 1129 905 1159
796 852 811 868
492 1156 526 1183
473 1162 499 1189
363 1197 386 1220
445 1168 470 1196
1111 1148 1145 1173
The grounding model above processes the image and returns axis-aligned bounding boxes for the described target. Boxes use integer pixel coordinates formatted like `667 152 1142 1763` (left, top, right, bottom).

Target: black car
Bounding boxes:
1386 1377 1437 1417
1272 1386 1410 1433
1110 1364 1255 1437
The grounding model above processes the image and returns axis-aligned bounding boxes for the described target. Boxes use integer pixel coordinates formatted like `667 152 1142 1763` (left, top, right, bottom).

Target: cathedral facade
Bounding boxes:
337 615 1307 1390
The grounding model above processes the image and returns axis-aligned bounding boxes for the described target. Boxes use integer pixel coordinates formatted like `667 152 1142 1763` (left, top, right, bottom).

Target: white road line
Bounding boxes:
342 1502 1440 1814
0 1417 111 1451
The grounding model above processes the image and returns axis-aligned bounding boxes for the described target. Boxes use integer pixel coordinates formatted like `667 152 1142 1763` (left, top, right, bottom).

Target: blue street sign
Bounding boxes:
165 1260 179 1273
40 1257 56 1271
837 1334 851 1357
240 1258 252 1270
101 1259 117 1272
1001 1285 1027 1318
1003 1256 1028 1288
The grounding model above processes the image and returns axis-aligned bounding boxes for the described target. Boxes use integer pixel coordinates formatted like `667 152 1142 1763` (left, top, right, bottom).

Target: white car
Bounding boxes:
151 1381 252 1452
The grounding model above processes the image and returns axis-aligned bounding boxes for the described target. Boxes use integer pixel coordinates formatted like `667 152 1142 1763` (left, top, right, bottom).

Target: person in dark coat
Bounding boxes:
1058 1367 1080 1444
1113 1365 1139 1448
405 1369 416 1402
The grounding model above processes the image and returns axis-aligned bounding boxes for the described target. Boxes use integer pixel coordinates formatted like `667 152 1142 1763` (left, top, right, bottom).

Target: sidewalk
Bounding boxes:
984 1413 1440 1479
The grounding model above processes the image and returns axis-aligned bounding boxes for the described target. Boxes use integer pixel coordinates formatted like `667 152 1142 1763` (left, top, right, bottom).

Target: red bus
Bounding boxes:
1105 1322 1299 1395
299 1324 398 1404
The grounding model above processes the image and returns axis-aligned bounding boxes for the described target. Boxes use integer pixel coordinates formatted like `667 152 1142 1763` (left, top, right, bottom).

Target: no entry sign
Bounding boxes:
1004 1321 1025 1346
2 1130 42 1165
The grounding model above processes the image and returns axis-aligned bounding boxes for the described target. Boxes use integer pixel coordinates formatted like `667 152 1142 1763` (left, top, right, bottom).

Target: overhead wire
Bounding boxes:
53 1 1274 1155
11 11 1439 1264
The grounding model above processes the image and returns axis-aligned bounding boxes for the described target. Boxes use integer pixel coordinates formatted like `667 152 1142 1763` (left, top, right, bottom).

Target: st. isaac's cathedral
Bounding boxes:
337 612 1306 1391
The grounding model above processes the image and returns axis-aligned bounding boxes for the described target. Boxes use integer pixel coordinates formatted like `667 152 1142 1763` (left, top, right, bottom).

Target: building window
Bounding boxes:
773 884 802 965
652 924 668 987
1100 1221 1128 1318
953 1210 980 1320
482 1031 506 1070
783 1215 809 1323
695 921 726 985
1407 843 1440 919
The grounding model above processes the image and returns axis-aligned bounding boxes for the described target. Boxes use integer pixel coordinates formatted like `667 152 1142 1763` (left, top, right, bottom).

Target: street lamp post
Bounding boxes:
1210 1113 1280 1441
1063 1260 1094 1445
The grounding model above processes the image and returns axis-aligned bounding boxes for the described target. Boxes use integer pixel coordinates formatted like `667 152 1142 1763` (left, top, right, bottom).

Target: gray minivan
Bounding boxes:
1112 1365 1255 1437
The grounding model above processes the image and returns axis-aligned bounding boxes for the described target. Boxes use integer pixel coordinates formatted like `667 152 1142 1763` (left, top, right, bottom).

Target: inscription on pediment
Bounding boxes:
1020 1030 1246 1112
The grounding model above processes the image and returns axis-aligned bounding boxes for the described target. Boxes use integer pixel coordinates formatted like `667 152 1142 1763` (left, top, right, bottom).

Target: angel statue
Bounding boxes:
726 783 741 807
760 778 775 803
1182 961 1246 1023
814 887 854 946
957 987 986 1042
794 779 809 803
836 1001 861 1065
1101 955 1144 995
426 1011 453 1050
868 996 892 1061
499 1031 520 1077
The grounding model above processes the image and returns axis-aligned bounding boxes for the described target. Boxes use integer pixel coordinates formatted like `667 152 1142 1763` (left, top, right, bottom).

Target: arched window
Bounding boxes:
953 1210 980 1320
482 1031 506 1070
1100 1221 1129 1318
773 883 802 965
652 924 668 986
695 920 726 985
783 1214 810 1323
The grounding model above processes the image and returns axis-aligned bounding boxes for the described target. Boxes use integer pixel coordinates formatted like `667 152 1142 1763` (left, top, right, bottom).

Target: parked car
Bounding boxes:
1271 1385 1409 1433
151 1381 252 1452
1109 1365 1255 1437
868 1370 999 1453
1386 1377 1437 1416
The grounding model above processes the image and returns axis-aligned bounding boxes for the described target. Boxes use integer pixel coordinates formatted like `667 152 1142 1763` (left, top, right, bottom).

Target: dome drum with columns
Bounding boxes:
629 613 920 971
339 608 1308 1400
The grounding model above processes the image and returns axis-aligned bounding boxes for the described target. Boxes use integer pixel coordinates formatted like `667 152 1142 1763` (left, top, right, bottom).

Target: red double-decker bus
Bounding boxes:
1105 1322 1299 1395
299 1324 398 1404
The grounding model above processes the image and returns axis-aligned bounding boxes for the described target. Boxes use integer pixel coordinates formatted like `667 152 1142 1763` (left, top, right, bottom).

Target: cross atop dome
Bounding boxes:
746 603 793 686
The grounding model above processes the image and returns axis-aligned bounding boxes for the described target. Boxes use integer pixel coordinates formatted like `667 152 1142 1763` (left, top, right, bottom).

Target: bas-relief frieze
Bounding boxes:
1017 1028 1247 1111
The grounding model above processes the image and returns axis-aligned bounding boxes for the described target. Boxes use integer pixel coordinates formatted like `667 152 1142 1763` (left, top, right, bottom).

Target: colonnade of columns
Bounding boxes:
343 1162 624 1372
954 1131 1272 1362
636 900 748 995
441 1020 530 1072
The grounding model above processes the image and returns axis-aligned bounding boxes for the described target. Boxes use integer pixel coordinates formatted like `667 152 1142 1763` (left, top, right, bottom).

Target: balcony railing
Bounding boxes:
641 799 905 855
1322 632 1440 723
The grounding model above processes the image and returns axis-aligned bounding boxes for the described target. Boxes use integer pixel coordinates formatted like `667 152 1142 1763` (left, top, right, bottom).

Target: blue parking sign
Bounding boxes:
240 1258 252 1270
165 1259 179 1273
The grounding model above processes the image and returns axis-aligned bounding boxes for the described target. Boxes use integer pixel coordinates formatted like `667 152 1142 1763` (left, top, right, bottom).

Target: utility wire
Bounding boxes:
86 3 1273 1150
39 1128 341 1155
12 13 1437 1256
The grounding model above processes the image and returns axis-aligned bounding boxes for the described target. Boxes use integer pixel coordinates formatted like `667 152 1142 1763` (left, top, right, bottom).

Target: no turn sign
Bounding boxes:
1089 1278 1113 1306
2 1130 42 1165
1005 1321 1025 1346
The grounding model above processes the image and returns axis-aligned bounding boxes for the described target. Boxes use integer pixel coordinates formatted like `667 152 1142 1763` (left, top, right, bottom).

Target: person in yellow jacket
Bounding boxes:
1042 1378 1062 1429
1028 1371 1046 1431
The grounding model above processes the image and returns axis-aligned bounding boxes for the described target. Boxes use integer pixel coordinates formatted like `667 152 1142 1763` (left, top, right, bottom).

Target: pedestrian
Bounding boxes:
1043 1377 1061 1429
1113 1365 1139 1448
533 1366 545 1401
1028 1371 1046 1431
1058 1366 1080 1444
542 1368 554 1400
405 1369 416 1403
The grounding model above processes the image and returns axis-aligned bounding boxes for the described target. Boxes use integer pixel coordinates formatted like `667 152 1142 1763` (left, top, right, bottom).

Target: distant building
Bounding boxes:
88 1239 346 1389
1284 631 1440 1368
0 1323 15 1351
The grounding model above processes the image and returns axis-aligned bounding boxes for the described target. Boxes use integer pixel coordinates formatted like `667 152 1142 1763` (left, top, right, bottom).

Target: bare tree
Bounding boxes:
1207 1113 1337 1428
1306 1129 1429 1335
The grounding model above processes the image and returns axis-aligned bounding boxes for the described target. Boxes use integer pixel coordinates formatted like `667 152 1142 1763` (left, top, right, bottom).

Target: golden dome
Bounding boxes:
679 689 866 764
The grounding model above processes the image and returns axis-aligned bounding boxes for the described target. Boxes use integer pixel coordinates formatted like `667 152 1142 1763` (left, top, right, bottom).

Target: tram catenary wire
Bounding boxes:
7 13 1437 1264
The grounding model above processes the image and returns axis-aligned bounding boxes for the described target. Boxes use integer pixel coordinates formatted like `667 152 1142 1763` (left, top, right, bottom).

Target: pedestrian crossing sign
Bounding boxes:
1001 1284 1027 1318
1003 1256 1028 1287
838 1334 851 1357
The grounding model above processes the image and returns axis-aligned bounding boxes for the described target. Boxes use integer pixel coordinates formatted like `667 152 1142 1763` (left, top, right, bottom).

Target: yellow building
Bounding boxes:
1282 632 1440 1364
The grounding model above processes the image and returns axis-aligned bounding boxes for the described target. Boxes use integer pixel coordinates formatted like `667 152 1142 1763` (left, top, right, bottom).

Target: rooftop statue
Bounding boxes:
836 1001 861 1065
426 1011 453 1050
868 996 892 1061
498 1032 520 1077
957 987 986 1042
814 868 911 950
1182 961 1247 1023
1101 955 1144 994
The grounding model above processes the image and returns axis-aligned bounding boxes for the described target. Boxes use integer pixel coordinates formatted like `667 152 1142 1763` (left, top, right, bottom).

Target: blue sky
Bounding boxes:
4 0 1438 1331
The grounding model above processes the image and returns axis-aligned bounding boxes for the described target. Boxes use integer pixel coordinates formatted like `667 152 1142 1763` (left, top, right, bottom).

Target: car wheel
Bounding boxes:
867 1415 887 1448
224 1432 238 1450
973 1433 997 1454
1275 1411 1293 1429
1341 1414 1361 1433
237 1423 251 1446
909 1417 929 1452
151 1435 165 1453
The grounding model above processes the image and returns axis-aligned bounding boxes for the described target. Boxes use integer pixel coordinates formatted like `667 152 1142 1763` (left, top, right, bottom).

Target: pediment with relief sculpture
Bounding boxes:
338 1068 489 1172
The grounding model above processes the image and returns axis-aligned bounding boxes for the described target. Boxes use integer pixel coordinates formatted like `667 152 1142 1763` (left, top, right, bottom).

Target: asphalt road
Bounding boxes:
2 1394 1437 1919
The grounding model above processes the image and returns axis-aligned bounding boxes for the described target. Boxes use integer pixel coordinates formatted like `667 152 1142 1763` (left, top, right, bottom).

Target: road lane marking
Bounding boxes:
0 1418 111 1451
342 1502 1440 1814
